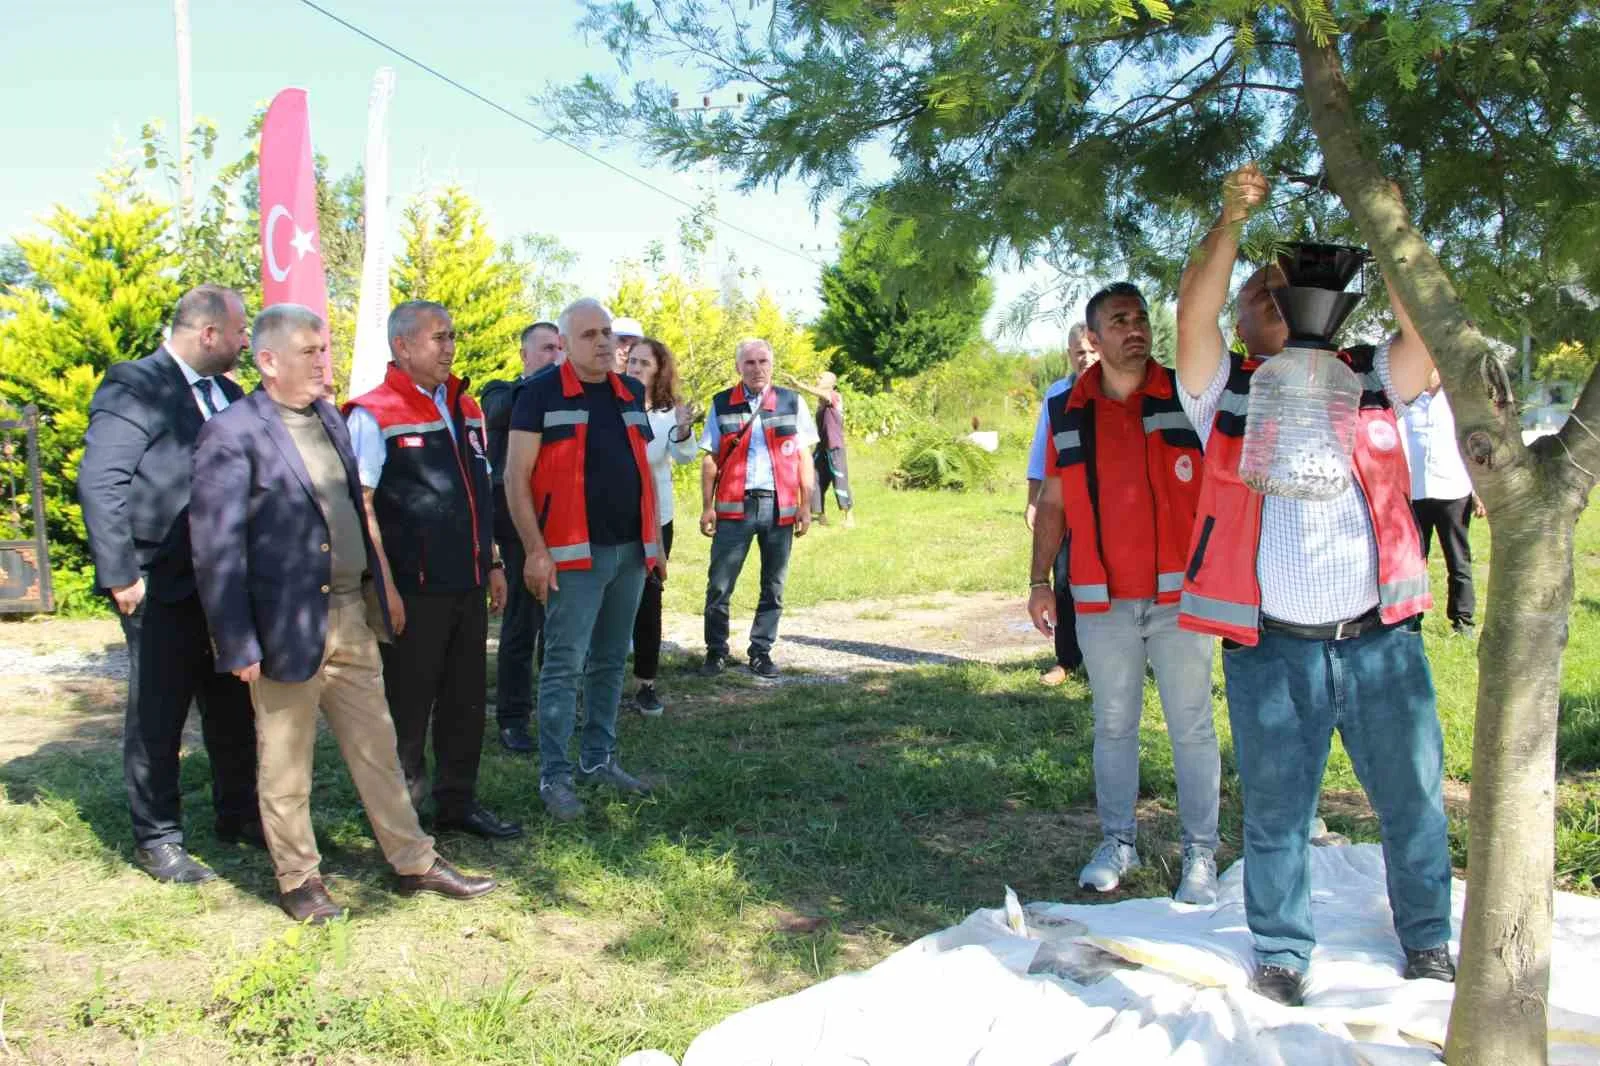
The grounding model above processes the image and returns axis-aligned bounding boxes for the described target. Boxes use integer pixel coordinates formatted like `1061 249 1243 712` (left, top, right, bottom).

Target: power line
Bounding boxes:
292 0 825 269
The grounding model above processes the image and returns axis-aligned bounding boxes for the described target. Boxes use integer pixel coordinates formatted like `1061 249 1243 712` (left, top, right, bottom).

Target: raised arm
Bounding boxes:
1176 163 1269 396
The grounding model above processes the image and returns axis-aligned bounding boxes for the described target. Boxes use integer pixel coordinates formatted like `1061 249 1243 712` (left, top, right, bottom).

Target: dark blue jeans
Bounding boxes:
536 541 647 783
1223 620 1452 972
704 493 793 659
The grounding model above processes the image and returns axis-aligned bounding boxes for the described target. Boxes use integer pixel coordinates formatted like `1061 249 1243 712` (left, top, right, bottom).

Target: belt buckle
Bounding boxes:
1333 618 1349 640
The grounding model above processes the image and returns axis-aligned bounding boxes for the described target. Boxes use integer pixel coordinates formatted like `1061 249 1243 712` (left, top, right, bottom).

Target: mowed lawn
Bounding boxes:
1 439 1597 1065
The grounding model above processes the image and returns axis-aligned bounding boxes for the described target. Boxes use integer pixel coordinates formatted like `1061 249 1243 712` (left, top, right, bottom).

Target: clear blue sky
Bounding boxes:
2 0 1060 345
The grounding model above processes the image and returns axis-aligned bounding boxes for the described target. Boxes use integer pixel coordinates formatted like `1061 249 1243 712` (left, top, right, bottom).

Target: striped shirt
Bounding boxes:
1179 345 1405 626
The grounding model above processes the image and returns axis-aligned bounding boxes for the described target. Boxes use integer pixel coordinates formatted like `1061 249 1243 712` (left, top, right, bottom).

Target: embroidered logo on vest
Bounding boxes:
1174 454 1194 482
1367 420 1399 452
399 436 423 448
781 438 798 456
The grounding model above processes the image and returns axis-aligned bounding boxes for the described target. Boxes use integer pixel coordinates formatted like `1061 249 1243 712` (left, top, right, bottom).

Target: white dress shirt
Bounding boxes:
1400 389 1474 501
698 387 819 491
1180 345 1407 626
646 408 700 525
172 350 231 421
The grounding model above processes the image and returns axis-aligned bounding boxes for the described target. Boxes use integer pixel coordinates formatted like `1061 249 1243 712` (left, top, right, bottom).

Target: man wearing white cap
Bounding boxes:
612 317 644 375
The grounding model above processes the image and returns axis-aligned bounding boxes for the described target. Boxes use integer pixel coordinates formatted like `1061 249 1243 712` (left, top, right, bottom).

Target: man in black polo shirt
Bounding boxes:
503 297 664 822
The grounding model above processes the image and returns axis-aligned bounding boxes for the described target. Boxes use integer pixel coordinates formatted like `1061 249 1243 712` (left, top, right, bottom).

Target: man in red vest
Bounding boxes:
1028 283 1222 906
1175 164 1453 1006
502 297 664 822
697 339 818 680
344 301 520 841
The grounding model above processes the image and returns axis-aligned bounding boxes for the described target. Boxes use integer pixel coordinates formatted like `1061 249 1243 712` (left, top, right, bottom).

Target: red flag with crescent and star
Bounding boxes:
259 88 331 382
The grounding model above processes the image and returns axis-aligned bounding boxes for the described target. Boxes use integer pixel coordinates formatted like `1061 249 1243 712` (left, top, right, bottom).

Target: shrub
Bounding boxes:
889 428 999 492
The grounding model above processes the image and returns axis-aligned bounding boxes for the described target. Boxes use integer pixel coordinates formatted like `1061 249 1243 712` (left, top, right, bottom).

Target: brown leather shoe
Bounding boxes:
396 859 496 900
279 876 344 924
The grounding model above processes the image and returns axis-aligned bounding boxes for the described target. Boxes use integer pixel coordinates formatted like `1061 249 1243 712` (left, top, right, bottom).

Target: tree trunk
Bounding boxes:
1292 17 1598 1066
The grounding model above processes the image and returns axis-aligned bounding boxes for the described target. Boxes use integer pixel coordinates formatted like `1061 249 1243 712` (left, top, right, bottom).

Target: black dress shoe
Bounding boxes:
396 859 496 899
280 876 344 924
498 724 535 753
134 842 217 884
1404 945 1456 982
216 819 269 850
1251 964 1306 1006
435 805 523 840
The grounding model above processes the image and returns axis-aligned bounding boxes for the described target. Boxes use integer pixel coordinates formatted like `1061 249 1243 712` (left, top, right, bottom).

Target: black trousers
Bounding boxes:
119 591 258 849
1051 538 1082 670
632 520 675 680
380 588 488 820
1413 496 1476 625
811 445 853 514
492 497 544 728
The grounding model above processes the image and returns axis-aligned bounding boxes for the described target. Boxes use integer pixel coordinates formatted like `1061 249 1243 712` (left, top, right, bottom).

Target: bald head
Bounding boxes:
1235 264 1289 356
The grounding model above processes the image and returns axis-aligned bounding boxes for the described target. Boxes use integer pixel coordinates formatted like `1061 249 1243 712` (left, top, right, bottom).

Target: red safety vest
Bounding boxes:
1178 348 1432 645
529 360 661 572
1049 362 1204 613
343 364 493 594
711 384 804 526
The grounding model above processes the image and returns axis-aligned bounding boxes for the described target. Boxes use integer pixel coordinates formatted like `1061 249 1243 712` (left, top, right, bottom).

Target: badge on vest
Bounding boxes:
1367 420 1399 452
1174 455 1194 483
398 435 424 449
780 438 798 457
468 428 485 456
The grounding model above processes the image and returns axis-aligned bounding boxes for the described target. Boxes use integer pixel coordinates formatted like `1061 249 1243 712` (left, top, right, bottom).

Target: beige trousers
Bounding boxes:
250 596 437 892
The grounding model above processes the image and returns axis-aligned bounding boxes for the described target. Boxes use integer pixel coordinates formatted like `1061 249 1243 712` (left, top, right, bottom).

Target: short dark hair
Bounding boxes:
1085 282 1146 333
520 321 558 348
172 285 238 332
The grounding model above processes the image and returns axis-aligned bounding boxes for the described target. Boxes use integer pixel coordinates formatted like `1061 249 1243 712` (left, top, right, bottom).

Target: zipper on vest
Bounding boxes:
447 388 483 579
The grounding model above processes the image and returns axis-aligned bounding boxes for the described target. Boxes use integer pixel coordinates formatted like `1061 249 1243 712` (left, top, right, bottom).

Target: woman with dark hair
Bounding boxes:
626 337 699 716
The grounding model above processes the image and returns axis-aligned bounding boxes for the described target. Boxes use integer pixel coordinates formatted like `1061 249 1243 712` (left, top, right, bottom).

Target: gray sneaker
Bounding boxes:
576 756 653 796
539 777 585 822
1079 838 1140 892
1174 844 1219 905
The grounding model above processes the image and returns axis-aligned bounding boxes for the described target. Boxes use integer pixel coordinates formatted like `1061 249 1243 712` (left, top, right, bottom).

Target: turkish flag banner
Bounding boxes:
260 88 332 382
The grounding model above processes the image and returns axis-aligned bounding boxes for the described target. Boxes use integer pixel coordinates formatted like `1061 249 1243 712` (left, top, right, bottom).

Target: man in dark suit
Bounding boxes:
78 285 261 884
189 303 495 923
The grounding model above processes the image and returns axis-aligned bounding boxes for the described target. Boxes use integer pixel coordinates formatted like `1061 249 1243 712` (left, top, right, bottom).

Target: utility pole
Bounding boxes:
174 0 194 231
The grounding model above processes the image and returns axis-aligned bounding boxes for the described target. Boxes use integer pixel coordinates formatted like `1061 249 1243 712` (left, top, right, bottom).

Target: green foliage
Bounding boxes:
393 187 535 385
1537 341 1596 385
210 924 353 1056
551 0 1600 362
609 264 828 409
889 427 999 492
0 168 181 575
815 201 993 390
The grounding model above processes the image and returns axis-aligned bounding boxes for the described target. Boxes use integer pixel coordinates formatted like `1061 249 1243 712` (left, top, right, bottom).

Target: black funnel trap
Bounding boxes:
1270 242 1371 347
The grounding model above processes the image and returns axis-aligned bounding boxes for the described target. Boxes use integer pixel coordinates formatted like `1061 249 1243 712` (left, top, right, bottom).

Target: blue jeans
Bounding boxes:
704 493 793 658
1075 600 1219 850
1223 621 1452 972
536 541 648 783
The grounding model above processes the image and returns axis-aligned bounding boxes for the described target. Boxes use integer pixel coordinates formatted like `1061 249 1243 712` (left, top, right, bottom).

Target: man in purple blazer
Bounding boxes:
189 303 495 924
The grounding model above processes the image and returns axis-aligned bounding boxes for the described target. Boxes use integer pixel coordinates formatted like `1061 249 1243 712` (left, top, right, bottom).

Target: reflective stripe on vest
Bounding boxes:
642 540 660 558
1157 571 1184 595
715 500 745 516
1053 429 1080 452
1141 411 1192 435
622 410 650 431
544 409 590 428
549 542 592 564
1218 390 1250 417
777 505 798 518
381 418 450 439
1180 589 1260 630
717 414 745 433
1070 582 1109 603
1381 573 1430 606
765 414 799 430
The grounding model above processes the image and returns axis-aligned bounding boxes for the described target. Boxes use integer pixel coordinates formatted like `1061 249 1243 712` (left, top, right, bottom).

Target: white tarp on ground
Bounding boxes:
623 845 1600 1066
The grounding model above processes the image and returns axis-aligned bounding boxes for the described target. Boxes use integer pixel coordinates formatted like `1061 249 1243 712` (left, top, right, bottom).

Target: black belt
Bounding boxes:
744 489 776 498
1261 608 1385 642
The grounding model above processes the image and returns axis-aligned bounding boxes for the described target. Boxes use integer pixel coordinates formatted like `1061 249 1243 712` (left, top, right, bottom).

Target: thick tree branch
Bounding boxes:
1293 17 1536 508
1557 367 1600 488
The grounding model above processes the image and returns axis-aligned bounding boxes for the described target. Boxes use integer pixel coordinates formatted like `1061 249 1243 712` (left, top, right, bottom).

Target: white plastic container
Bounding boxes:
1239 347 1362 500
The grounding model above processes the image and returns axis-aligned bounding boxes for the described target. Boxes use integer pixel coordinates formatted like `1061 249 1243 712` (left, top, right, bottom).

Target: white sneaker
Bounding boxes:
1174 844 1219 905
1079 838 1140 892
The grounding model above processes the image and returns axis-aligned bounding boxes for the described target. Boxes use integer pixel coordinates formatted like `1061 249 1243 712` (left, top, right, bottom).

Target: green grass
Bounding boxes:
2 463 1599 1064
